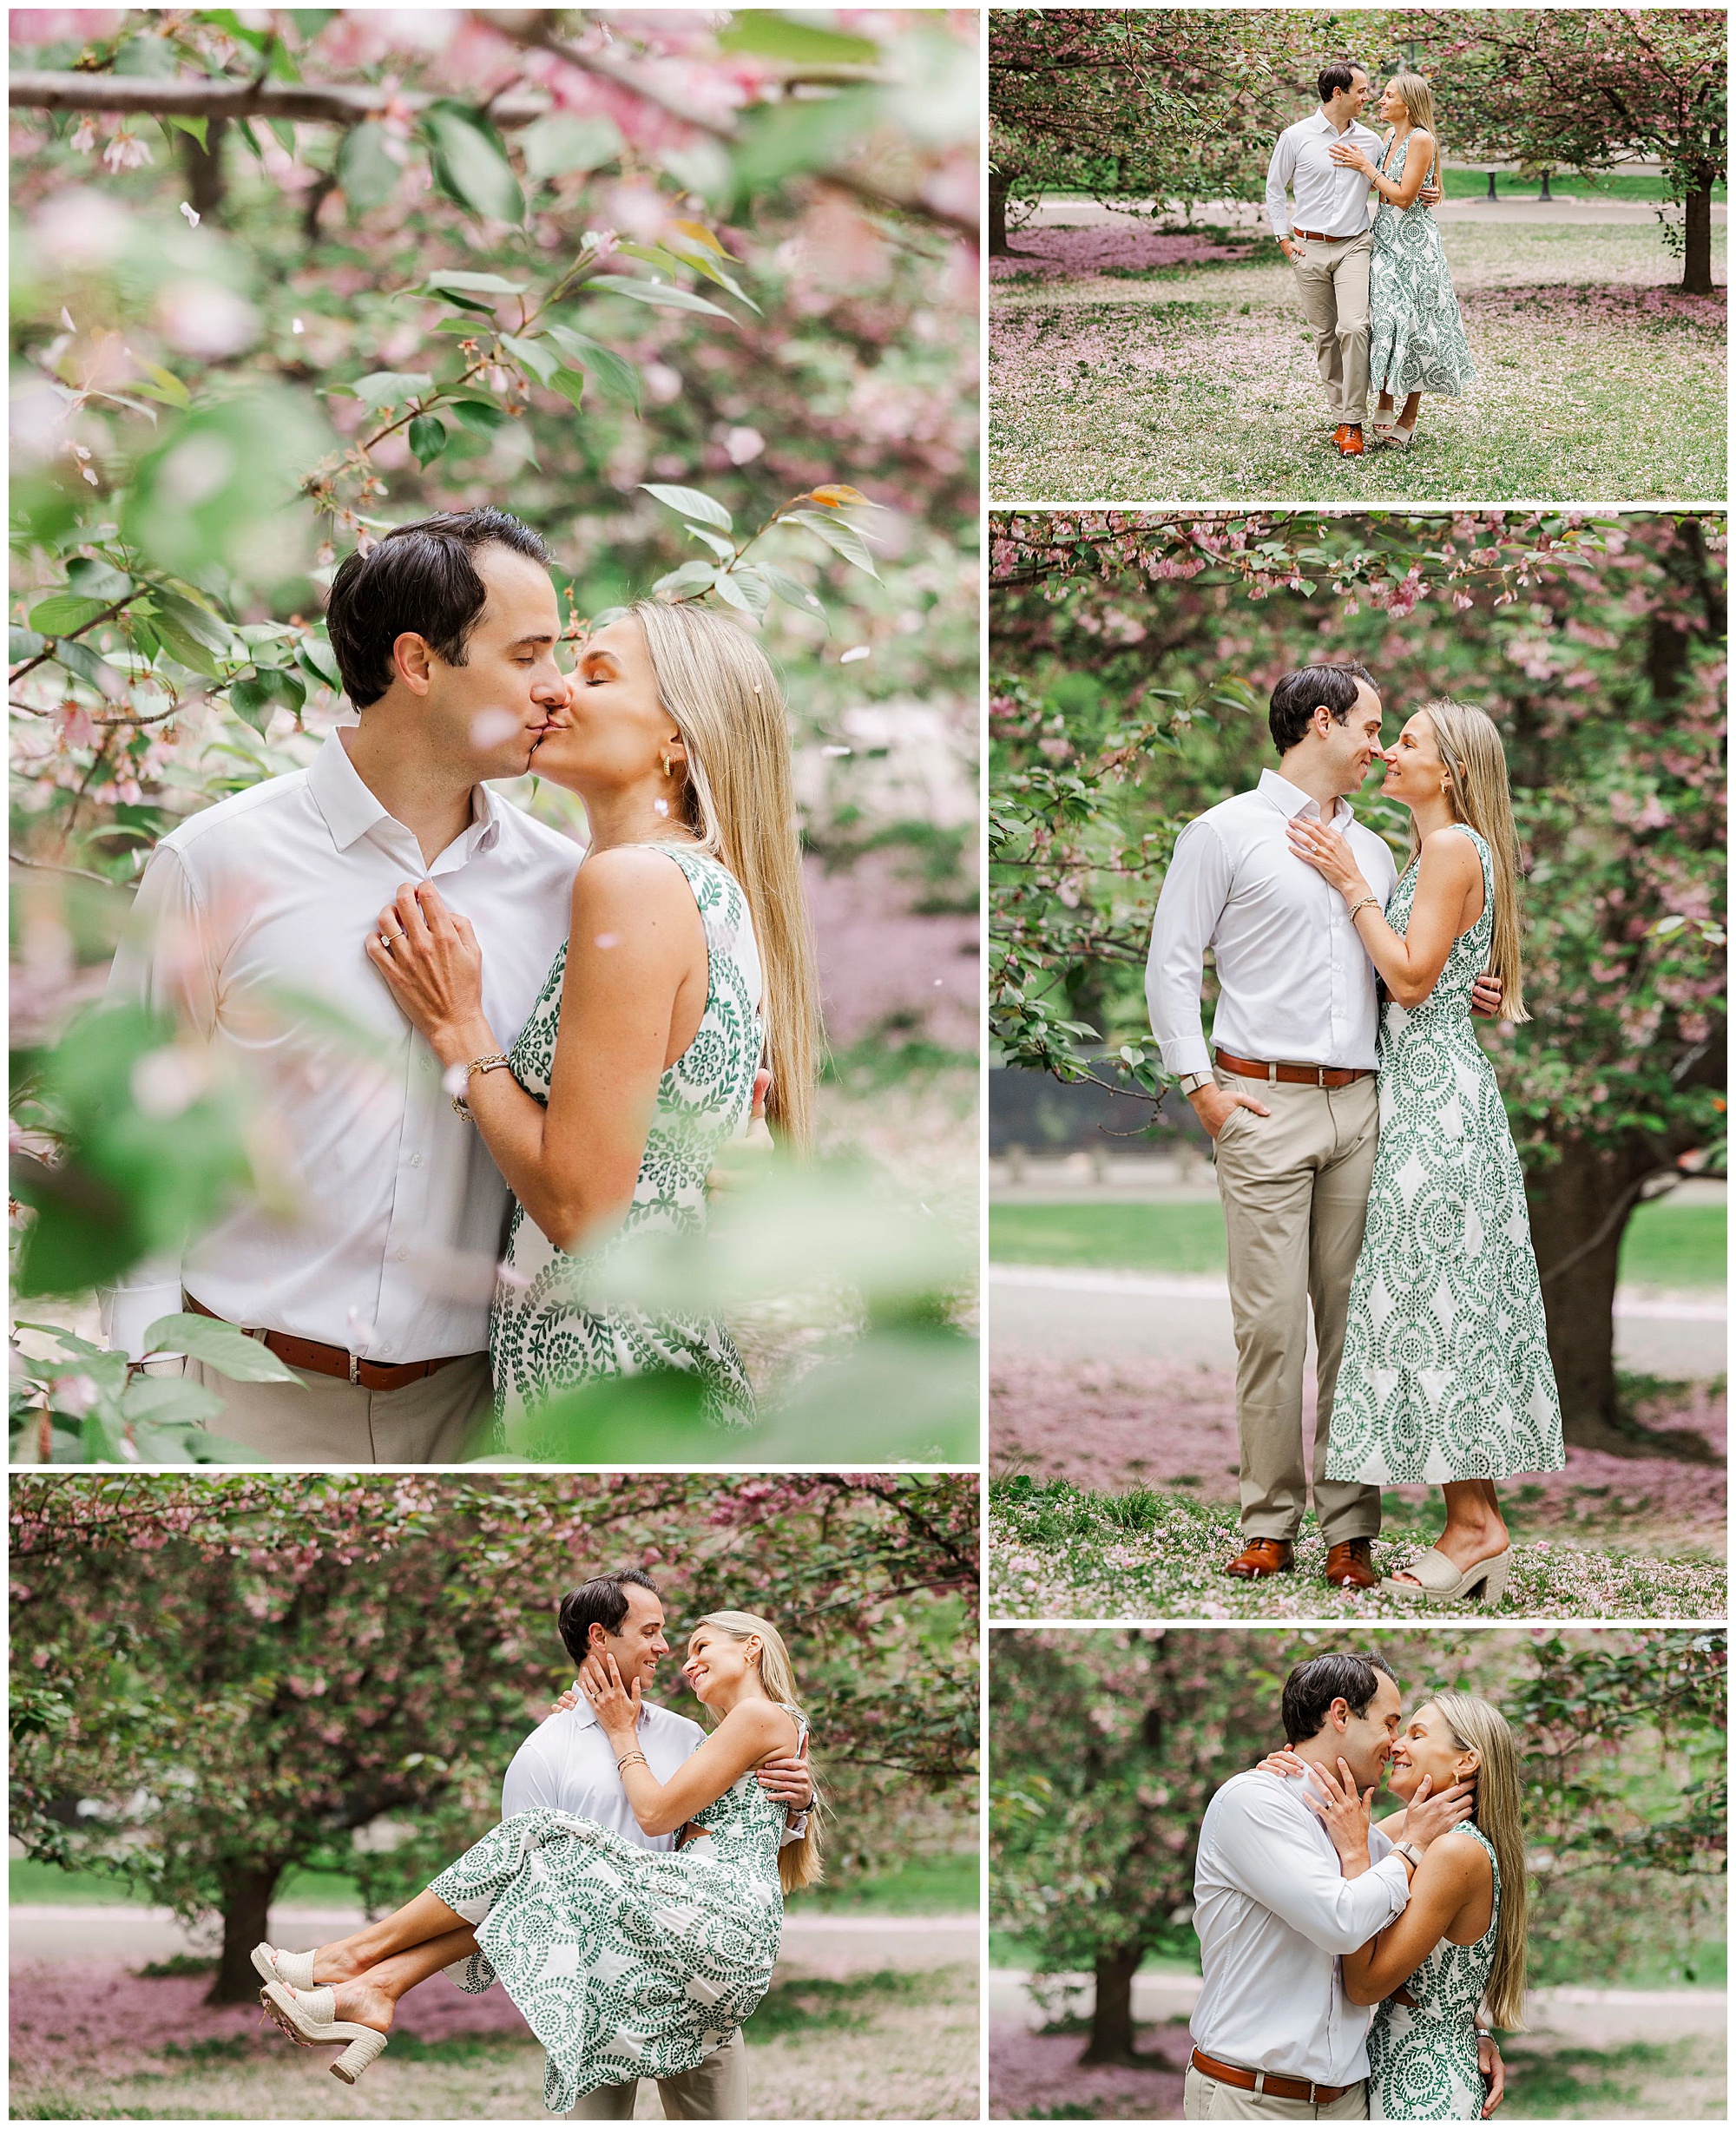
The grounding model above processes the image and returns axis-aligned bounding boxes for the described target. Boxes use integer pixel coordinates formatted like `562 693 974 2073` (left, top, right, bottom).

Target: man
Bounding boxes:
1266 63 1438 459
1146 664 1501 1586
1187 1650 1501 2120
502 1569 812 2120
99 509 583 1462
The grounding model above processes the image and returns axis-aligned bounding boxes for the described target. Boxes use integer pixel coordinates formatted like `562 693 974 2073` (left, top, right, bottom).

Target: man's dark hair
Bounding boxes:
1281 1650 1397 1745
1318 60 1368 102
1268 660 1377 755
556 1568 661 1666
324 507 550 708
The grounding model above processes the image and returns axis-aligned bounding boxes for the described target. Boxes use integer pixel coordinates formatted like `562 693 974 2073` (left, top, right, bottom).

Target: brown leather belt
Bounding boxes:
1190 2047 1352 2105
182 1291 482 1393
1216 1048 1372 1089
1292 226 1358 244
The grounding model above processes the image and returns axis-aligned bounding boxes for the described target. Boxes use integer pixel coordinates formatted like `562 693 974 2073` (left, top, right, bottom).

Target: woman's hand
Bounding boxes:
1286 817 1371 902
1255 1746 1310 1780
551 1684 580 1715
578 1651 642 1747
364 880 488 1061
1294 1755 1376 1868
1328 140 1375 175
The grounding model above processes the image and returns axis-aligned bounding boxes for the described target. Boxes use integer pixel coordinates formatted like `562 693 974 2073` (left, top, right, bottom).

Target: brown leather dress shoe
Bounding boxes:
1333 424 1365 457
1325 1538 1379 1590
1225 1538 1295 1579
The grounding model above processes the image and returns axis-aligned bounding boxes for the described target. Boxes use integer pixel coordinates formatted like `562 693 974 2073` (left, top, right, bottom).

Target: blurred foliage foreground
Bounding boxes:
10 1469 980 2002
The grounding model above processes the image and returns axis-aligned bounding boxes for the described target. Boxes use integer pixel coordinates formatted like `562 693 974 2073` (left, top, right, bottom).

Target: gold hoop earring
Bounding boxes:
660 752 673 778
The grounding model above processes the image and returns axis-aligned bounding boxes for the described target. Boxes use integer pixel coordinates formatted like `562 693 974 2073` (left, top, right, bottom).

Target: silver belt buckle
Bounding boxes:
348 1352 361 1386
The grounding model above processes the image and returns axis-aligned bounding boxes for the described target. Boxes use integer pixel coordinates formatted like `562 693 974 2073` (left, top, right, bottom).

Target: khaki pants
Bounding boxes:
569 2033 748 2119
187 1352 492 1464
1211 1070 1382 1546
1185 2064 1369 2119
1289 230 1372 424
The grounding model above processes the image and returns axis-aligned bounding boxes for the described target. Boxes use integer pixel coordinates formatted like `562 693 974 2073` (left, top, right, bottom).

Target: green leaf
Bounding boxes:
120 1374 226 1431
29 593 111 636
599 278 736 321
416 269 528 297
542 325 639 411
786 509 881 580
686 524 737 562
349 370 434 411
152 589 234 657
141 1311 304 1384
162 113 210 150
716 13 880 63
731 88 878 195
10 628 46 661
53 639 126 697
297 635 340 690
641 483 733 533
714 568 769 620
267 117 297 154
760 564 826 617
407 414 449 466
520 113 624 181
447 397 511 437
337 121 400 212
65 555 134 603
652 561 719 596
423 104 524 226
132 359 191 410
547 368 586 411
499 333 560 386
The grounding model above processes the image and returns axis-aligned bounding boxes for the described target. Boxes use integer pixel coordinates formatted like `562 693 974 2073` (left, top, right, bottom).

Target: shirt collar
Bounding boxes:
1259 767 1351 827
307 727 503 860
567 1693 672 1734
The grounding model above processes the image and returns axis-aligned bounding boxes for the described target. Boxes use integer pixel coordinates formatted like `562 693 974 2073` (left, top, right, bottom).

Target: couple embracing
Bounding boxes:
1187 1647 1524 2119
1147 662 1564 1601
253 1567 816 2116
102 509 816 1462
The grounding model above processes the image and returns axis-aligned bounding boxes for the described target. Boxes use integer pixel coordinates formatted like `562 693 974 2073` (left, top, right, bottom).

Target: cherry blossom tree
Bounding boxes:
990 510 1726 1449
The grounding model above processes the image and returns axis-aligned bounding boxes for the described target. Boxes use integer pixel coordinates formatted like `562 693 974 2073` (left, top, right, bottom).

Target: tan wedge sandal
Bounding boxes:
1383 1544 1512 1607
260 1980 390 2084
251 1942 316 1990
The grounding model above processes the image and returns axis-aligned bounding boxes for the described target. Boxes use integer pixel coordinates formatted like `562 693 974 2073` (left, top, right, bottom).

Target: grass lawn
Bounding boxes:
1500 2034 1726 2120
989 1477 1726 1620
990 222 1725 501
990 1195 1726 1291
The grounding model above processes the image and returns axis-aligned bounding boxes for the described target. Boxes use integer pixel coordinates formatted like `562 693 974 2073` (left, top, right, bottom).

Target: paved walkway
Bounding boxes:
1029 194 1728 229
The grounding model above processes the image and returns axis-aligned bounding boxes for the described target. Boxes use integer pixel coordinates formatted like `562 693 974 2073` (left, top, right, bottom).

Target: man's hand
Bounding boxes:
756 1731 812 1815
1470 973 1503 1020
1419 180 1443 207
1188 1081 1272 1141
1478 2034 1504 2117
1401 1771 1476 1850
1279 234 1302 261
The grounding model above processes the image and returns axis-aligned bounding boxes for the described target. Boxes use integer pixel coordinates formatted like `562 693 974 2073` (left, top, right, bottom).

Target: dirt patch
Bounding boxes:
990 2018 1187 2119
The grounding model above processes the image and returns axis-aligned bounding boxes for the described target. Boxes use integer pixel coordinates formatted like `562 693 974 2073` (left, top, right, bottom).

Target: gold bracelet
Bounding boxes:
450 1052 512 1120
615 1750 648 1772
1346 895 1381 923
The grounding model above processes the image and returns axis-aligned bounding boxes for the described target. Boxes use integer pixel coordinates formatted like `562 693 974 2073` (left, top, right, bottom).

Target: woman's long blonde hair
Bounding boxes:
1385 71 1437 140
1430 1691 1529 2031
630 600 819 1152
1411 699 1530 1022
696 1608 825 1894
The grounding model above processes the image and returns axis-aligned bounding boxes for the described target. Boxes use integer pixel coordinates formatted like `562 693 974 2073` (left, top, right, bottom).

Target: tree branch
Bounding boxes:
8 69 551 126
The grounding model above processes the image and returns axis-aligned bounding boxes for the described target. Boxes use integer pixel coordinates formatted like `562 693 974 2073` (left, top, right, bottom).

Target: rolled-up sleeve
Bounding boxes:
1147 817 1233 1077
1215 1784 1410 1953
96 844 220 1357
1266 128 1297 239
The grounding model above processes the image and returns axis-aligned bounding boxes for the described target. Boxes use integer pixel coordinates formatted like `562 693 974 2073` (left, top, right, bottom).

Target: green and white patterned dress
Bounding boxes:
1368 135 1476 400
1367 1823 1501 2119
431 1712 803 2113
1325 826 1564 1483
489 843 760 1440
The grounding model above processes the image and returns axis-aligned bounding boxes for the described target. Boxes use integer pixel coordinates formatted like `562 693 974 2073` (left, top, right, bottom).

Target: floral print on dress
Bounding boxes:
431 1712 803 2112
489 844 761 1442
1369 137 1476 401
1368 1823 1501 2119
1325 825 1565 1484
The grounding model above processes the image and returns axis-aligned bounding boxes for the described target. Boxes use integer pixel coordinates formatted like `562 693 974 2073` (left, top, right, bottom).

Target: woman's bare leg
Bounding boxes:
1397 389 1423 433
1392 1477 1509 1584
318 1926 482 2035
306 1889 471 1986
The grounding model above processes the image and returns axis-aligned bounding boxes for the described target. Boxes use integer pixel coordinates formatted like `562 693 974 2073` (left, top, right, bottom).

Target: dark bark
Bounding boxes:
1082 1943 1158 2066
209 1858 283 2004
990 170 1012 256
181 115 227 221
1681 177 1714 294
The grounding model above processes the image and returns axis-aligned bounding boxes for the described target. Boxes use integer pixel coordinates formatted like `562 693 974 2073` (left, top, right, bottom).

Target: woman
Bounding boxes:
365 600 819 1441
1259 1692 1529 2119
1329 74 1475 447
1287 700 1564 1605
252 1610 820 2108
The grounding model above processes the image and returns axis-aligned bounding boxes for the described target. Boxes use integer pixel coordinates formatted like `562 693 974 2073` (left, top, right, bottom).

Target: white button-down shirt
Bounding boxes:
502 1695 704 1851
99 729 582 1361
1266 109 1384 240
1191 1770 1411 2086
1146 768 1398 1076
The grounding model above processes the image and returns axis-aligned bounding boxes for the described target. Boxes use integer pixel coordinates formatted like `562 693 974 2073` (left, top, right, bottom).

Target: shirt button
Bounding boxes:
409 1153 423 1168
396 1247 409 1261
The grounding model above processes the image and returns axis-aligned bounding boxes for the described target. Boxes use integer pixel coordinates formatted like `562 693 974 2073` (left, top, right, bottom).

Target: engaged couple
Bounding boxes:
252 1567 817 2117
101 509 816 1462
1147 660 1565 1602
1188 1648 1524 2120
1266 61 1475 457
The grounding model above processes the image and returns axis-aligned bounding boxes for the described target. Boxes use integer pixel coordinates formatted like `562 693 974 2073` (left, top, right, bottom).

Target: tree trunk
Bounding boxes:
1082 1943 1147 2066
181 114 227 222
1681 179 1713 295
208 1858 283 2003
989 170 1012 256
